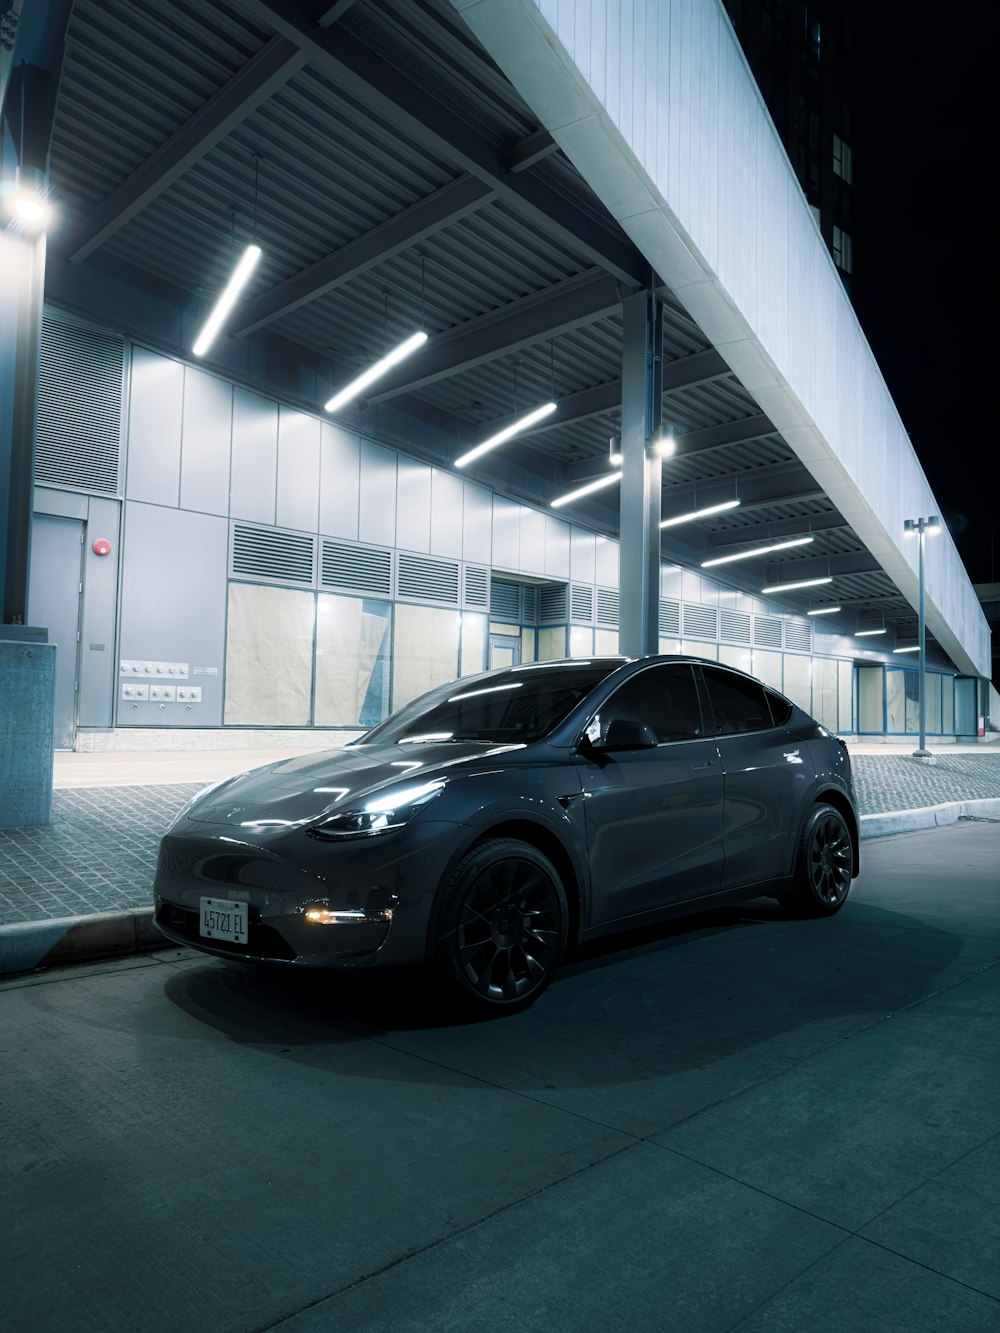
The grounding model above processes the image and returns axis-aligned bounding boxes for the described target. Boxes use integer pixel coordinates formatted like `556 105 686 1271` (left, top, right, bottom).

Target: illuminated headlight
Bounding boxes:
308 780 445 840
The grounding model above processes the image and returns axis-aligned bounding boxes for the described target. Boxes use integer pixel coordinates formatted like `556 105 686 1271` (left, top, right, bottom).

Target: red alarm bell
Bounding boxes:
92 538 111 557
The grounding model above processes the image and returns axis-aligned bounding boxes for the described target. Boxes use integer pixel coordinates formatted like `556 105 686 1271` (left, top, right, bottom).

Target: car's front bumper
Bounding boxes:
152 818 462 969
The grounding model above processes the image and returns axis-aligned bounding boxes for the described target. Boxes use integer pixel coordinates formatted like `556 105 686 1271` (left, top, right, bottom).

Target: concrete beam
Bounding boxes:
707 512 847 546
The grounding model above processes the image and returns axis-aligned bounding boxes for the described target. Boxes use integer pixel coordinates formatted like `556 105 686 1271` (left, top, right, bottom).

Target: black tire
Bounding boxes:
779 803 854 917
435 838 569 1013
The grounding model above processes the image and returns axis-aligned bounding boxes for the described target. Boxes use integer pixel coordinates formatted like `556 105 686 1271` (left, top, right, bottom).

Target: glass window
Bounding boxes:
887 668 919 733
701 666 774 735
783 654 811 714
753 649 782 689
314 593 391 727
595 628 618 654
926 672 942 734
570 626 594 657
224 583 314 726
942 676 954 735
392 604 461 711
366 661 622 747
459 613 486 677
857 666 884 734
813 656 839 730
536 626 567 661
838 660 853 732
595 664 705 744
764 689 793 725
718 644 752 673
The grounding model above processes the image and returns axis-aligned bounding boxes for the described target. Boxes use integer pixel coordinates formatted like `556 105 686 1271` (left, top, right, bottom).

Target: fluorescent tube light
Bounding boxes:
193 244 262 357
761 576 833 593
855 628 887 637
892 645 920 653
455 401 557 469
807 605 842 616
551 472 623 508
701 535 813 568
324 330 428 412
660 499 740 528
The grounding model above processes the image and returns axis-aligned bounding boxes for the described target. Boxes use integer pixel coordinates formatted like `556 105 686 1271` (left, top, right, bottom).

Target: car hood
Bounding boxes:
185 739 525 828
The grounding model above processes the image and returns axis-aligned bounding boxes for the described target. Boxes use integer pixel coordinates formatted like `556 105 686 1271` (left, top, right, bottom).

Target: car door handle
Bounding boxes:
691 760 714 770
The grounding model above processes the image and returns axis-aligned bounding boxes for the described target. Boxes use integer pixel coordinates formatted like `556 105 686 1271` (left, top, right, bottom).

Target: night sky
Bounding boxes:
845 1 996 585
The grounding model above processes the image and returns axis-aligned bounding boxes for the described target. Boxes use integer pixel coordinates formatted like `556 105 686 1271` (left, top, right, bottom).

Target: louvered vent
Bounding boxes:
683 603 718 641
596 588 619 627
754 615 783 648
397 553 459 604
659 599 680 636
538 585 568 623
522 585 538 623
321 539 391 595
463 565 489 609
720 609 752 644
570 584 594 622
490 579 521 622
36 316 124 493
232 525 315 585
784 620 812 652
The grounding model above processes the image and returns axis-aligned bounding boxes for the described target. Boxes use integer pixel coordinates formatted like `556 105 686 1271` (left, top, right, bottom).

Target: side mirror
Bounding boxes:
597 718 659 751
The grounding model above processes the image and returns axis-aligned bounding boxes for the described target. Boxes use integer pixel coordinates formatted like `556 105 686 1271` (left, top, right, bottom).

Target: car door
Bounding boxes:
698 665 814 890
579 664 724 927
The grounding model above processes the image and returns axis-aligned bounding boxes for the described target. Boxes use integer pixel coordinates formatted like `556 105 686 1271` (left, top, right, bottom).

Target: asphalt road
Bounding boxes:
2 822 998 1332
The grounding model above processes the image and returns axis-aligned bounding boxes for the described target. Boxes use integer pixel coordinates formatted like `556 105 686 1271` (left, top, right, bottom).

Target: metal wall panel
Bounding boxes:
570 526 596 585
491 495 519 570
595 536 619 588
319 422 360 539
78 495 121 728
230 388 278 526
125 347 182 507
179 367 232 516
276 407 321 533
119 502 228 726
395 458 432 553
544 514 571 579
462 481 493 564
358 439 397 548
430 469 464 559
519 505 546 576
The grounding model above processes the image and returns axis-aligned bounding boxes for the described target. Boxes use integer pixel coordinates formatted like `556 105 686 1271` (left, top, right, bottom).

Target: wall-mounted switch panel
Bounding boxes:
120 660 189 678
122 683 149 701
149 685 176 702
176 686 202 703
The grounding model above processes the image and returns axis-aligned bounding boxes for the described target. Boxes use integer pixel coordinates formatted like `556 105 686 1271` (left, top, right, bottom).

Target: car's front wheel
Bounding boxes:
435 838 569 1013
779 802 854 917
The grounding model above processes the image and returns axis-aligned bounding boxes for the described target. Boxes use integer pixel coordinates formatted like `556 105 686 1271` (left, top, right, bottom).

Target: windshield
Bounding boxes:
361 660 626 746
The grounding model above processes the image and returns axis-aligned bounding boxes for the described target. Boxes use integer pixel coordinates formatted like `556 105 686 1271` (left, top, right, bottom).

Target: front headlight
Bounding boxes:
307 780 445 840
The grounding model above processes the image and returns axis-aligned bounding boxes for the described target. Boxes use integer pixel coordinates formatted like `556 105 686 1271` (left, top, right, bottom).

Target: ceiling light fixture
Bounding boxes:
855 627 887 637
761 576 833 593
892 645 921 653
551 471 623 508
456 401 557 468
325 330 428 413
193 243 262 357
701 535 814 568
807 605 842 616
660 499 741 528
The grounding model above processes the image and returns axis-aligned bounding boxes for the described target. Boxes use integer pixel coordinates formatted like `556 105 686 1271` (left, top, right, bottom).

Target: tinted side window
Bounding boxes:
595 665 705 743
702 667 774 735
765 688 793 725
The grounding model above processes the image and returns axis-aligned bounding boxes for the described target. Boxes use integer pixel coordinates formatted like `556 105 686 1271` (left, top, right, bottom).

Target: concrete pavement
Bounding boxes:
1 822 997 1331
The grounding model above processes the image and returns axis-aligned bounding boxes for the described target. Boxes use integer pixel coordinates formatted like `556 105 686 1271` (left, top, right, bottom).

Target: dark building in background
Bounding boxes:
722 0 853 289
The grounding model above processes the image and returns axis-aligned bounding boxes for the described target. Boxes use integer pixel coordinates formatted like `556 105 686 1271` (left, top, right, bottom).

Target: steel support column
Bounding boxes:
618 292 662 657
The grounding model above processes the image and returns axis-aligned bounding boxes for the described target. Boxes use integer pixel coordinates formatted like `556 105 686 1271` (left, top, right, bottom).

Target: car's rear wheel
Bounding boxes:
435 838 568 1013
779 803 854 917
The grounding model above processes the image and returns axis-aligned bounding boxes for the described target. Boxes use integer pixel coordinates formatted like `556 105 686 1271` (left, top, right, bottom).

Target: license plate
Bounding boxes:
199 897 248 944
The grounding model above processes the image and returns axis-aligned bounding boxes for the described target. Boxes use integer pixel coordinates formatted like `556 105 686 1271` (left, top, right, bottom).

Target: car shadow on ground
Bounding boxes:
156 895 966 1092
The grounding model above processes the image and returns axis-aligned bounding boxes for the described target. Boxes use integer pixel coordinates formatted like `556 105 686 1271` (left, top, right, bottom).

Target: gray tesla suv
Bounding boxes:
154 655 858 1012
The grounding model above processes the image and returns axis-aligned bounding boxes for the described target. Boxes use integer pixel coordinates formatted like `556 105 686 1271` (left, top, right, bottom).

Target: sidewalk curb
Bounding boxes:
859 796 1000 839
0 907 164 978
3 799 1000 978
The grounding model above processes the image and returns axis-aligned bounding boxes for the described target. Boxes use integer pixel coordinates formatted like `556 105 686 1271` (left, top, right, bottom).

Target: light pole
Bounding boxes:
903 515 940 759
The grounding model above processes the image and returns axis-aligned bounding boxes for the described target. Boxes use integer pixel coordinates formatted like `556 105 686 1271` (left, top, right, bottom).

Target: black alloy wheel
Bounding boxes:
781 803 854 917
437 838 569 1012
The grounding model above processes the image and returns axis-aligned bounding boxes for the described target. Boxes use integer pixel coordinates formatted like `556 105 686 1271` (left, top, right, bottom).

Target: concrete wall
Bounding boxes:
451 0 991 678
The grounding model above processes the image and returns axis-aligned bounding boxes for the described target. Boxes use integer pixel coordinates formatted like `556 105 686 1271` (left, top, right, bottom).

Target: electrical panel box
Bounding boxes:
120 659 189 678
